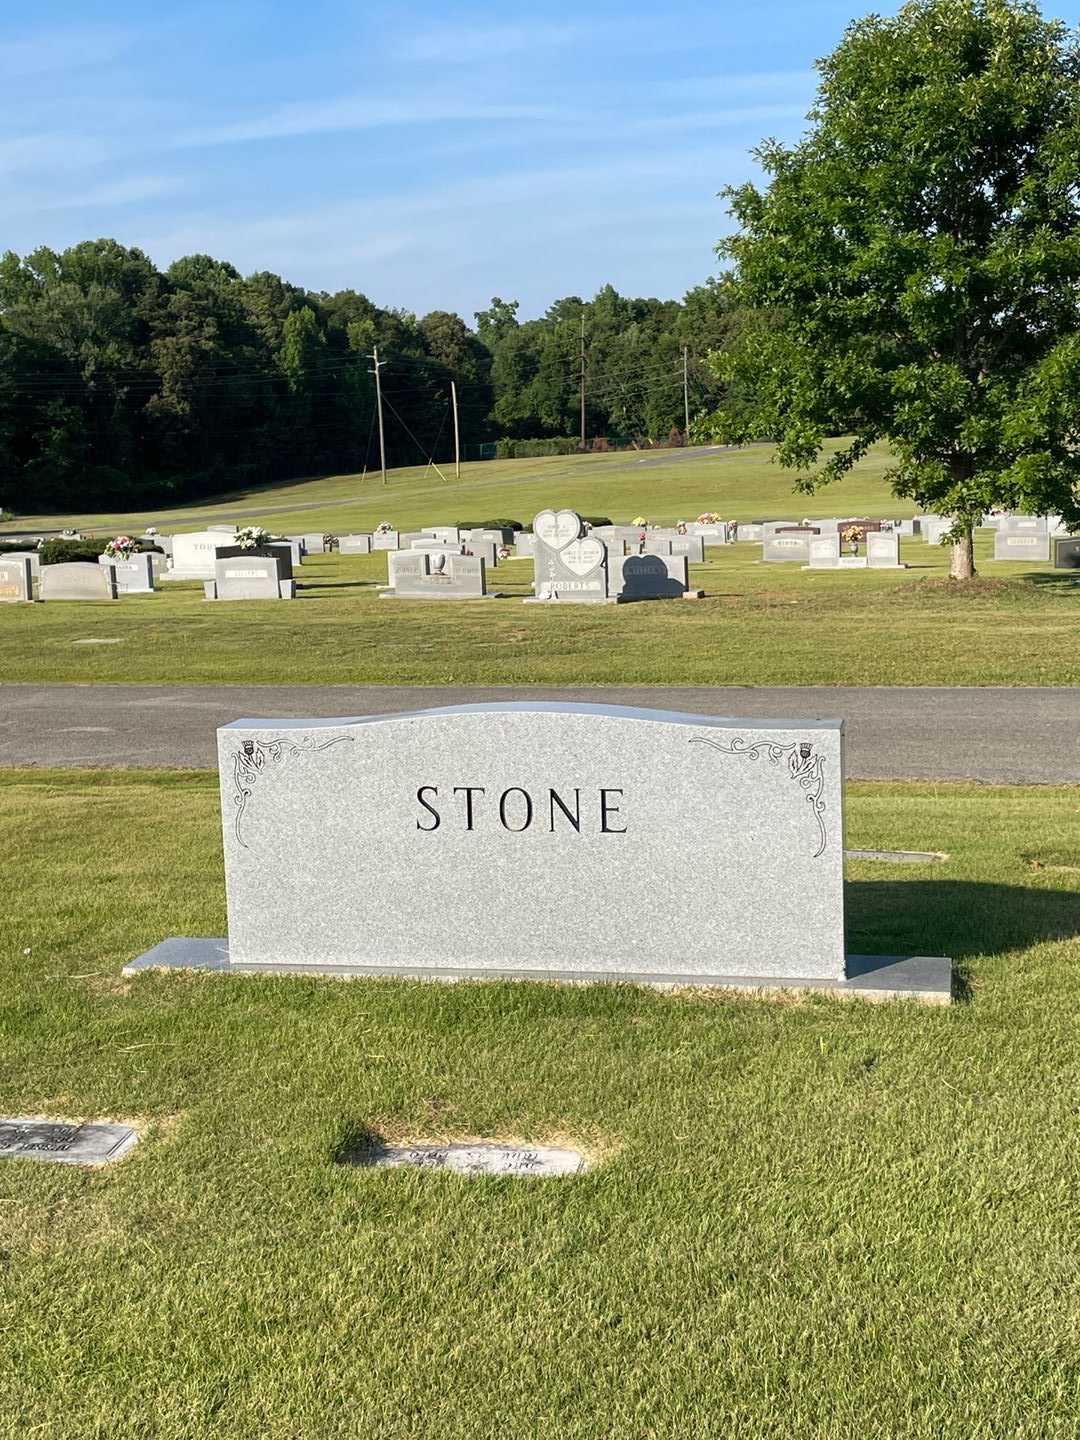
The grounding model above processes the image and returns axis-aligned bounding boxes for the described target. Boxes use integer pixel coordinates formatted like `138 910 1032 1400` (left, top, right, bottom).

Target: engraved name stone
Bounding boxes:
0 1118 138 1166
352 1143 587 1176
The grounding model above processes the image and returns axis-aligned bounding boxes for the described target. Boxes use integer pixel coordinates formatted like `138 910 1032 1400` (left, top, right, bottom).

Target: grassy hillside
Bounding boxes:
8 442 905 537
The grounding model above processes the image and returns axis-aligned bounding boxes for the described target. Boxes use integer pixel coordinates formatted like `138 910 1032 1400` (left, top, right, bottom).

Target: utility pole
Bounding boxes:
450 380 461 480
682 346 691 441
369 345 388 484
579 311 587 451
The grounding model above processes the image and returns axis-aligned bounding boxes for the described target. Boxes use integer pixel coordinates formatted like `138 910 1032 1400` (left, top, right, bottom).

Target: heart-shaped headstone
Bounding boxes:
561 537 605 576
533 509 582 551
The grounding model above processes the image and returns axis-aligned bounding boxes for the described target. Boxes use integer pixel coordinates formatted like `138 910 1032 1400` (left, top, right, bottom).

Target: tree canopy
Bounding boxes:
0 240 730 514
702 0 1080 576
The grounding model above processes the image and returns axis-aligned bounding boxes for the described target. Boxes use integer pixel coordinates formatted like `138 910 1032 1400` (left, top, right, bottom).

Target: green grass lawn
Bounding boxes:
2 770 1080 1436
1 532 1076 685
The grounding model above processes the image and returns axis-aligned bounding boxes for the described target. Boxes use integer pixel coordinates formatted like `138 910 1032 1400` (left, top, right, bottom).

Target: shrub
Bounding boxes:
494 438 579 459
453 518 522 533
40 539 163 565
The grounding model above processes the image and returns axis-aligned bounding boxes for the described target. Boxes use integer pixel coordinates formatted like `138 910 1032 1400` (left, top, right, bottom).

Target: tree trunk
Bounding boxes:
949 524 976 581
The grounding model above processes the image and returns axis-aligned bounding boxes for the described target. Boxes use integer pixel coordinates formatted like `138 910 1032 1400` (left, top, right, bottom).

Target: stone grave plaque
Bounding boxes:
0 1117 138 1166
514 533 535 558
372 530 400 550
425 526 461 544
163 530 231 580
995 530 1051 562
763 531 814 563
338 534 373 555
807 535 841 568
40 562 118 601
301 533 327 554
668 535 705 563
98 552 155 592
737 522 764 543
611 552 689 599
0 556 34 602
867 532 903 568
530 510 609 601
1053 537 1080 569
210 554 291 600
351 1143 587 1176
4 549 40 578
464 538 498 567
127 702 952 1002
385 551 490 599
215 544 293 581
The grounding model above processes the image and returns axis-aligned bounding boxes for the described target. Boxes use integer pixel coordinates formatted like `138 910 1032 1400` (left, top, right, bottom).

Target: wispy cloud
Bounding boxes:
395 19 588 63
43 175 183 210
177 94 566 147
0 133 109 177
0 25 134 79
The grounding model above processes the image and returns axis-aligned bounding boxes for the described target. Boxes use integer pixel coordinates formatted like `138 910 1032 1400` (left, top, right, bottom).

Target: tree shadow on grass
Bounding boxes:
1024 571 1080 590
846 879 1080 999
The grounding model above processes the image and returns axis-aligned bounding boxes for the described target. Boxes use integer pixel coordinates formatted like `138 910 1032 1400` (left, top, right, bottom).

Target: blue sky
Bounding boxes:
4 1 1079 320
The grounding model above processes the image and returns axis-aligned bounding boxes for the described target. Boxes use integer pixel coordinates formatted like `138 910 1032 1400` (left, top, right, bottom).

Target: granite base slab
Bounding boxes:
378 592 501 601
124 939 952 1004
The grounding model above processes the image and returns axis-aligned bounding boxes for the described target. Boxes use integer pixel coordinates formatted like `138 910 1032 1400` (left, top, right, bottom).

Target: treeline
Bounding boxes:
0 239 735 512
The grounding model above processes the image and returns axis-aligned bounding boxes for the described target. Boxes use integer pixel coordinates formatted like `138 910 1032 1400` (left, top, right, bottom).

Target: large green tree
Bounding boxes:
704 0 1080 577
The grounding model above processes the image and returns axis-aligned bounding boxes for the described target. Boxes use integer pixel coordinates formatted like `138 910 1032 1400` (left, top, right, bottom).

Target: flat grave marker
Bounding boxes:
349 1143 587 1177
0 1118 138 1167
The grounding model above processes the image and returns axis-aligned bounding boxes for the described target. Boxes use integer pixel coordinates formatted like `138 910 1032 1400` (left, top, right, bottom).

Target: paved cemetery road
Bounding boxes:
1 684 1078 782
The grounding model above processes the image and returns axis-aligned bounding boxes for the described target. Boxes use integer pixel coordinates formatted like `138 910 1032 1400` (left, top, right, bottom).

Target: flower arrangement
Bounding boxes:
675 520 688 535
842 524 863 554
498 544 512 559
696 512 719 524
235 525 271 551
104 534 138 559
144 526 157 536
375 521 394 535
631 515 648 528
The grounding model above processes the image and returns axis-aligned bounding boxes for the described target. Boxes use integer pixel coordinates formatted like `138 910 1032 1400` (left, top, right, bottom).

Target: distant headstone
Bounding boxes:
0 1117 137 1166
611 552 692 599
994 527 1051 562
338 534 373 555
762 530 815 563
163 531 232 580
530 510 610 602
97 552 155 592
690 522 730 544
383 550 492 600
351 1143 587 1177
866 531 905 568
920 517 951 545
807 535 841 568
4 549 40 578
737 522 764 543
514 533 535 558
215 544 293 582
464 538 498 567
1053 537 1080 569
372 530 400 551
40 562 117 601
467 527 514 545
128 703 950 1003
301 533 327 554
206 554 293 601
0 556 34 602
425 526 461 544
667 535 705 563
